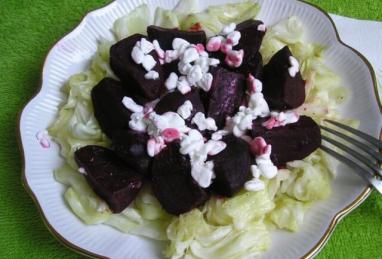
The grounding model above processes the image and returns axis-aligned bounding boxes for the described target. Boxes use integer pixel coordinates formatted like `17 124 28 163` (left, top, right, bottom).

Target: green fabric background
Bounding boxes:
0 0 381 258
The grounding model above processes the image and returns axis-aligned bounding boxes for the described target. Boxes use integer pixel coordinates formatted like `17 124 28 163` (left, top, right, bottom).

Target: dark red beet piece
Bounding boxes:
251 116 321 166
205 67 246 128
111 130 151 176
91 78 134 138
236 19 266 56
147 26 207 50
75 146 143 213
162 61 179 79
110 34 165 100
151 142 209 215
210 134 251 197
262 46 306 110
155 89 205 122
238 52 263 79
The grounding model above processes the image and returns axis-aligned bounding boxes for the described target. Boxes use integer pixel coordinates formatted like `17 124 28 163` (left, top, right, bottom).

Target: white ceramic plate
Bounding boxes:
19 0 382 258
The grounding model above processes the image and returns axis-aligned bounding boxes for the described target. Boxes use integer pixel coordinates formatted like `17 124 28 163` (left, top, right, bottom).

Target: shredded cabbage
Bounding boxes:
165 209 270 259
49 1 353 257
49 41 112 168
180 12 223 37
173 0 199 15
205 190 274 229
55 164 112 224
268 195 308 232
179 1 259 37
206 1 260 24
105 185 172 240
154 8 180 28
113 4 151 40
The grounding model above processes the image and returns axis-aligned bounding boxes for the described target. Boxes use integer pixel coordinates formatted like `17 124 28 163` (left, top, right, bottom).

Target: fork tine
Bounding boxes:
320 125 382 163
325 119 382 149
322 135 382 177
320 145 382 194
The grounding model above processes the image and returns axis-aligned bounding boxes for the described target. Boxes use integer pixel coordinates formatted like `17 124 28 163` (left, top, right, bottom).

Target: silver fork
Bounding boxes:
320 120 382 194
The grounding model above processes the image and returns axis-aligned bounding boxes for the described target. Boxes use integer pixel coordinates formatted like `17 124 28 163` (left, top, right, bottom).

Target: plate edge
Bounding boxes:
16 0 381 259
297 0 380 258
17 1 117 258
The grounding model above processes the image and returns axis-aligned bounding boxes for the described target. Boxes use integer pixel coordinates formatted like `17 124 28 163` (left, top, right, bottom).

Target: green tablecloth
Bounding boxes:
0 0 381 258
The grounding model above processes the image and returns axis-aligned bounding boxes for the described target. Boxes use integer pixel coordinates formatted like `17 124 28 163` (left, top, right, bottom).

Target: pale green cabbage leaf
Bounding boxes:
113 4 150 40
165 209 270 259
206 1 260 24
55 164 112 224
268 195 308 232
180 1 260 37
154 7 180 28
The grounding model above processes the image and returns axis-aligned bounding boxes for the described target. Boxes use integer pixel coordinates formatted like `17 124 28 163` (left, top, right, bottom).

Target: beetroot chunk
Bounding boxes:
240 52 263 79
147 26 207 50
75 146 143 213
205 67 246 128
211 135 251 197
111 130 151 176
262 46 306 110
155 89 205 122
236 19 266 56
91 78 133 138
151 142 208 215
252 116 321 166
110 34 165 100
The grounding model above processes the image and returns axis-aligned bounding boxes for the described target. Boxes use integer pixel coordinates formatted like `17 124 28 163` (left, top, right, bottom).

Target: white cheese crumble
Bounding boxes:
196 73 213 92
78 167 87 175
177 100 193 119
211 130 229 141
182 47 199 63
187 65 203 85
206 36 224 52
172 38 190 52
96 201 109 212
191 112 218 131
153 39 165 60
226 106 255 137
142 55 157 72
144 70 159 80
245 137 278 192
122 96 144 113
220 23 236 36
139 38 155 54
129 112 147 132
191 161 215 188
131 46 144 64
225 75 270 137
165 72 178 90
262 111 300 129
131 38 162 80
288 56 300 77
180 129 226 188
178 61 192 75
226 31 241 46
207 23 244 68
257 24 266 32
244 177 265 192
177 76 192 94
162 38 219 95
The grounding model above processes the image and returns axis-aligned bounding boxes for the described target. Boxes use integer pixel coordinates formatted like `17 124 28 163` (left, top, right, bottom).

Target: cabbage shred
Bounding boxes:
49 1 353 258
